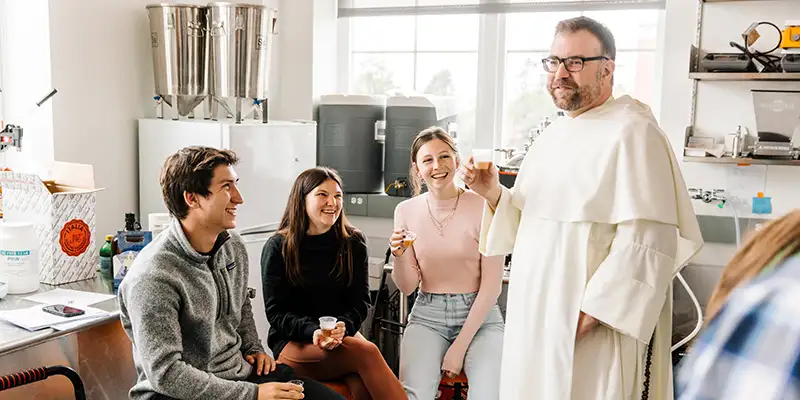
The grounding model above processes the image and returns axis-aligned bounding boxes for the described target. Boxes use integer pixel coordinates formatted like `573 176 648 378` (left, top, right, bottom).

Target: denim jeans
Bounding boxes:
399 291 505 400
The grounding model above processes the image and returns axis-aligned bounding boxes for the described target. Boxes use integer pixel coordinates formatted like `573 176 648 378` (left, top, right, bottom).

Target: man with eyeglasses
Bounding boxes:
459 16 703 400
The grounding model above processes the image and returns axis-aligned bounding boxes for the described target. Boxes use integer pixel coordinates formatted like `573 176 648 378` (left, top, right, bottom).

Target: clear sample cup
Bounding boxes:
472 149 492 169
319 316 337 337
403 231 417 247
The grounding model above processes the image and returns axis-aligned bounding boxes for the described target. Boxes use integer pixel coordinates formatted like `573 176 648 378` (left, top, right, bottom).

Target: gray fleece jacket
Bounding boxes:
118 219 264 400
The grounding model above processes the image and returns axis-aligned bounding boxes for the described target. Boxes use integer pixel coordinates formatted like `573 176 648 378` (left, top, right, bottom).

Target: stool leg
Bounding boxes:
369 269 389 341
453 383 464 400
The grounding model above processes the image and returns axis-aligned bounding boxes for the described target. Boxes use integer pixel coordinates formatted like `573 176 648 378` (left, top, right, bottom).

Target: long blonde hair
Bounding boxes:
704 210 800 323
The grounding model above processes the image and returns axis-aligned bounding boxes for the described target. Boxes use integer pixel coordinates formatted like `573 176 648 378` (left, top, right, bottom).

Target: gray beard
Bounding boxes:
549 71 602 111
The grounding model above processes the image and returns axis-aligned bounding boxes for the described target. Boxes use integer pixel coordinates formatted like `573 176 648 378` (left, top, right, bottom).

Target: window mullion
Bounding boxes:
473 11 504 158
492 13 506 152
337 17 352 93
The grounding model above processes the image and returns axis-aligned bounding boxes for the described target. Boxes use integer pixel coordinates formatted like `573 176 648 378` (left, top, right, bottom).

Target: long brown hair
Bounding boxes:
408 126 459 196
277 167 360 286
705 210 800 323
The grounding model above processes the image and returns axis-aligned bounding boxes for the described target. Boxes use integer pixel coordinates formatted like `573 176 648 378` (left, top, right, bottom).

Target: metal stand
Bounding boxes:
170 94 179 120
235 98 242 124
156 96 164 119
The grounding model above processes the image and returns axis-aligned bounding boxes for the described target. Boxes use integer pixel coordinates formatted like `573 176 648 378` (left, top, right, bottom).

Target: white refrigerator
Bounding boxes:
138 118 317 353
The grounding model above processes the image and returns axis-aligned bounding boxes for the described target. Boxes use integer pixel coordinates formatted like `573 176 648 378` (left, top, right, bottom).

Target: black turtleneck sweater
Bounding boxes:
261 229 370 358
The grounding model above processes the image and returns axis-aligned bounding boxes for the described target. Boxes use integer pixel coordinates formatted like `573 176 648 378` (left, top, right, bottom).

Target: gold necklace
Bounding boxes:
426 189 461 236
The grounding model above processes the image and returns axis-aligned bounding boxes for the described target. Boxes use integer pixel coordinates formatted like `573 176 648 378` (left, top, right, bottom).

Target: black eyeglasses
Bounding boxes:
541 56 609 73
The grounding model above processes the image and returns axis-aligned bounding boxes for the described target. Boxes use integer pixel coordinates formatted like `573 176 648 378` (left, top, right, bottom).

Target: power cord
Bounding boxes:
730 21 784 72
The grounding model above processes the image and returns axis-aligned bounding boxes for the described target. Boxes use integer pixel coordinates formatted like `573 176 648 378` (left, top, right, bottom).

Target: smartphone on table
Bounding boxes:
42 304 85 318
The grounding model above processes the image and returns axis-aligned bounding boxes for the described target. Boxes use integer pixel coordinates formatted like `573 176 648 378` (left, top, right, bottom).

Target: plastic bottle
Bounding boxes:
99 235 113 281
0 221 40 294
113 212 141 257
124 212 142 231
148 213 170 237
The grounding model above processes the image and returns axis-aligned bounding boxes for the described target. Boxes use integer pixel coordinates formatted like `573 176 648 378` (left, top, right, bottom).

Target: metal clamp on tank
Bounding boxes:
385 178 412 197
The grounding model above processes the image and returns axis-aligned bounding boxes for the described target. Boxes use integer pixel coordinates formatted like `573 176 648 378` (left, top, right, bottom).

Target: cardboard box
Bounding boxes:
0 162 105 285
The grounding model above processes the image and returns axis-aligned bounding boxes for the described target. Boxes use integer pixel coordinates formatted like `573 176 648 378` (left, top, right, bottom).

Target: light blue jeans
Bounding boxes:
399 291 505 400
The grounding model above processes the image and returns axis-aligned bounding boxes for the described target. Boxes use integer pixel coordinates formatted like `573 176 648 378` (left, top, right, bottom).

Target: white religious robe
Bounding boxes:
480 95 704 400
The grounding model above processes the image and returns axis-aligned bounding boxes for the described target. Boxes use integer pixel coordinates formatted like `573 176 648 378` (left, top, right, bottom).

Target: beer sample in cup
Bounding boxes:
403 231 417 247
319 316 337 338
473 149 492 170
289 379 305 388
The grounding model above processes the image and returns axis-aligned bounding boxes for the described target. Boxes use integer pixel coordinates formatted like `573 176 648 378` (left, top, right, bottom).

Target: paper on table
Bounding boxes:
50 315 108 331
0 305 109 331
22 289 116 307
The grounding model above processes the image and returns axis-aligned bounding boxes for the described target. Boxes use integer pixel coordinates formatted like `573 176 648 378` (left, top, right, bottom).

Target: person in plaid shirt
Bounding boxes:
675 210 800 400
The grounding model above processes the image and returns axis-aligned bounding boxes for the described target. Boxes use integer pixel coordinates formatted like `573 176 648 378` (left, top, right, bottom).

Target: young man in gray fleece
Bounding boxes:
118 146 345 400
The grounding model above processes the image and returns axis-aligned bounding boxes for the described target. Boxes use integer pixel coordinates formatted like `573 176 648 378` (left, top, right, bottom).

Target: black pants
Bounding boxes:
249 364 345 399
154 364 345 400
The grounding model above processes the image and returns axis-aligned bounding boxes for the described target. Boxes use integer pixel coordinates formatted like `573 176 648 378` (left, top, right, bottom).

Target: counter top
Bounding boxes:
0 277 121 357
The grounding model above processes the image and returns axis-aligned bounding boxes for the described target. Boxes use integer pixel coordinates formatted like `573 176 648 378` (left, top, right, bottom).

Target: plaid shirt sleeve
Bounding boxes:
675 263 800 400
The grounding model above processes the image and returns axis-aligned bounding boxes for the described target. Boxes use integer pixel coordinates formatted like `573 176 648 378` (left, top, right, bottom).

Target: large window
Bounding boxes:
348 14 480 152
502 10 659 149
340 7 663 158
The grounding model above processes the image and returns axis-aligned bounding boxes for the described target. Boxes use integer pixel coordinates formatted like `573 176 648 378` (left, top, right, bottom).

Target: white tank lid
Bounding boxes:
386 95 435 108
319 94 386 106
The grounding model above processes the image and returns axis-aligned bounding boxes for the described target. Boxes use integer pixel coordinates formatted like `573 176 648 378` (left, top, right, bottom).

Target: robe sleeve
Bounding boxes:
580 219 677 343
479 183 525 257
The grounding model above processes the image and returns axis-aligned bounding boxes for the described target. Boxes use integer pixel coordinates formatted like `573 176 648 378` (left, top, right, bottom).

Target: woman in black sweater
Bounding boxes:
261 167 405 400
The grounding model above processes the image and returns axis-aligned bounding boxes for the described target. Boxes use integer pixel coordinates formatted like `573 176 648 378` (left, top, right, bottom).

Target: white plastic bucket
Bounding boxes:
0 221 40 294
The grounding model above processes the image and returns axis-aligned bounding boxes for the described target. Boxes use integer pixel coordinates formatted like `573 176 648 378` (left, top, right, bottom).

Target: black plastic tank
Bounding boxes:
384 96 438 197
316 95 385 193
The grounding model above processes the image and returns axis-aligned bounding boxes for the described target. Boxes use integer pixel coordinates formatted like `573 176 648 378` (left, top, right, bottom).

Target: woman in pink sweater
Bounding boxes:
389 126 506 400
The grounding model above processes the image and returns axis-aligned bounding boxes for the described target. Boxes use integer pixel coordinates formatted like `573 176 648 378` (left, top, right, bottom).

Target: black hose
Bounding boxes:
730 21 785 72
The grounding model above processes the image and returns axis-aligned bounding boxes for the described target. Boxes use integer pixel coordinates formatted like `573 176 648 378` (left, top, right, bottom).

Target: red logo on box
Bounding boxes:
60 219 91 257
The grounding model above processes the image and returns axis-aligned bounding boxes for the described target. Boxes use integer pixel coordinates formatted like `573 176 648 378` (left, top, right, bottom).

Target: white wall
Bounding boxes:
44 0 278 238
48 0 156 237
0 0 55 176
0 0 313 239
270 0 338 120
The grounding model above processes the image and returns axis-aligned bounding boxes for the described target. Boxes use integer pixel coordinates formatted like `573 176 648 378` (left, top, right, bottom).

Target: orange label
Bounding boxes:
59 219 91 257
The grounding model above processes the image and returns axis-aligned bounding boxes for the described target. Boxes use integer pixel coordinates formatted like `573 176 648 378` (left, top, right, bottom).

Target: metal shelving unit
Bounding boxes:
702 0 774 2
683 0 800 165
684 156 800 166
689 72 800 81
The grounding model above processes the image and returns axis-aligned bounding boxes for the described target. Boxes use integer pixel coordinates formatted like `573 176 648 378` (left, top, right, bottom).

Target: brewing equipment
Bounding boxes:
207 2 277 123
146 4 209 118
316 95 385 194
383 96 438 197
146 3 278 123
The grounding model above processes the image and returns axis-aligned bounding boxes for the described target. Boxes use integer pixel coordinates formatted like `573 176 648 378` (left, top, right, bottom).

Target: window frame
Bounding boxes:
0 0 7 123
337 5 666 158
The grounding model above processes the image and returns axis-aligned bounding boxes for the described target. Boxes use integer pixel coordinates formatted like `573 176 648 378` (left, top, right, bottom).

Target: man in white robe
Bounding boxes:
459 17 704 400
